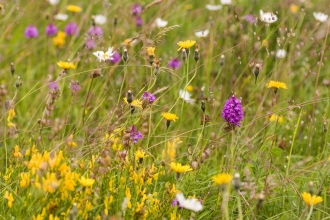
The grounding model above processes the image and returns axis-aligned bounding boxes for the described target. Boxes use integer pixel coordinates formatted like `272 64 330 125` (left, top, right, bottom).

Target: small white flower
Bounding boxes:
179 90 194 104
94 15 107 25
276 49 286 58
54 13 68 21
93 47 116 62
176 193 203 212
313 12 328 22
195 29 209 38
155 18 168 28
206 4 222 11
260 10 278 24
47 0 59 5
220 0 231 5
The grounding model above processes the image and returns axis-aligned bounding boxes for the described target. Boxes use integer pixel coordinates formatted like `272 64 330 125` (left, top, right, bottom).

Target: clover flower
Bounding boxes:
221 96 244 127
130 125 143 144
46 24 58 36
25 25 38 38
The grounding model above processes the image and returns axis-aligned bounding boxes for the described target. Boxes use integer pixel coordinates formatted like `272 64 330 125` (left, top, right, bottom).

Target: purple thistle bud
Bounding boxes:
142 92 156 104
46 24 58 36
88 26 103 36
130 125 143 144
49 81 59 91
111 52 121 63
69 81 81 94
85 38 96 49
221 96 244 126
168 58 182 70
135 17 143 26
25 25 38 38
65 22 78 35
131 3 142 15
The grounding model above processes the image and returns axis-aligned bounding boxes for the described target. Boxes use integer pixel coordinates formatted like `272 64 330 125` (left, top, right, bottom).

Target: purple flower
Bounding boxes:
171 199 183 208
135 17 143 26
142 92 156 104
221 96 244 126
111 52 121 63
46 24 58 36
131 3 142 15
69 81 81 94
130 125 143 144
49 81 59 91
88 26 103 36
65 22 78 35
168 58 182 69
245 15 257 24
85 38 96 49
25 25 38 38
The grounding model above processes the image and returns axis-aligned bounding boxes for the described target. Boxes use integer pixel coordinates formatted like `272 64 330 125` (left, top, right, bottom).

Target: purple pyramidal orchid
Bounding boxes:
221 96 244 126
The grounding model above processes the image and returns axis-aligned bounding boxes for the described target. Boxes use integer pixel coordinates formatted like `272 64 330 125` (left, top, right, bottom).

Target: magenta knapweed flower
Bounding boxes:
135 17 143 26
69 81 81 94
168 58 182 69
85 38 96 49
130 125 143 144
46 24 58 36
49 81 59 91
65 22 78 35
111 52 121 63
131 3 142 15
142 92 156 104
222 96 244 126
245 15 257 24
88 26 103 36
25 25 38 38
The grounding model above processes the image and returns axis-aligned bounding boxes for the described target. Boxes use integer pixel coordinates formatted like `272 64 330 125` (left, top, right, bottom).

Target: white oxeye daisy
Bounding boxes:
195 29 209 38
206 4 222 11
155 18 168 28
94 15 107 25
54 13 68 21
260 10 278 24
47 0 59 5
220 0 232 5
176 193 203 212
93 47 116 62
313 12 328 22
276 49 286 58
179 89 194 104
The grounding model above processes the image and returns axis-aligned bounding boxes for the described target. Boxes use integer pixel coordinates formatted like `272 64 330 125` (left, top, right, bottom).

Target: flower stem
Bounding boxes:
237 193 243 220
306 205 314 220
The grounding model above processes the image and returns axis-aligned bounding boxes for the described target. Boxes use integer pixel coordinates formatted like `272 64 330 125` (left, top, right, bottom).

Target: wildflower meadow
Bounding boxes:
1 0 330 219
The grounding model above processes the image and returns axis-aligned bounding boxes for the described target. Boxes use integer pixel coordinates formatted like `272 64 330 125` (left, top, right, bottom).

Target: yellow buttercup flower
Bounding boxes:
57 61 76 70
169 162 193 173
290 4 298 13
269 114 284 123
52 31 66 48
79 176 95 187
162 112 179 122
302 192 323 206
266 80 287 89
146 47 155 56
66 5 82 13
177 40 196 51
212 173 233 185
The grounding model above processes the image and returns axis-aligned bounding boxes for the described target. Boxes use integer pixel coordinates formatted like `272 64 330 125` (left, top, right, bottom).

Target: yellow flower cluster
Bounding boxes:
52 31 66 48
57 61 76 69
